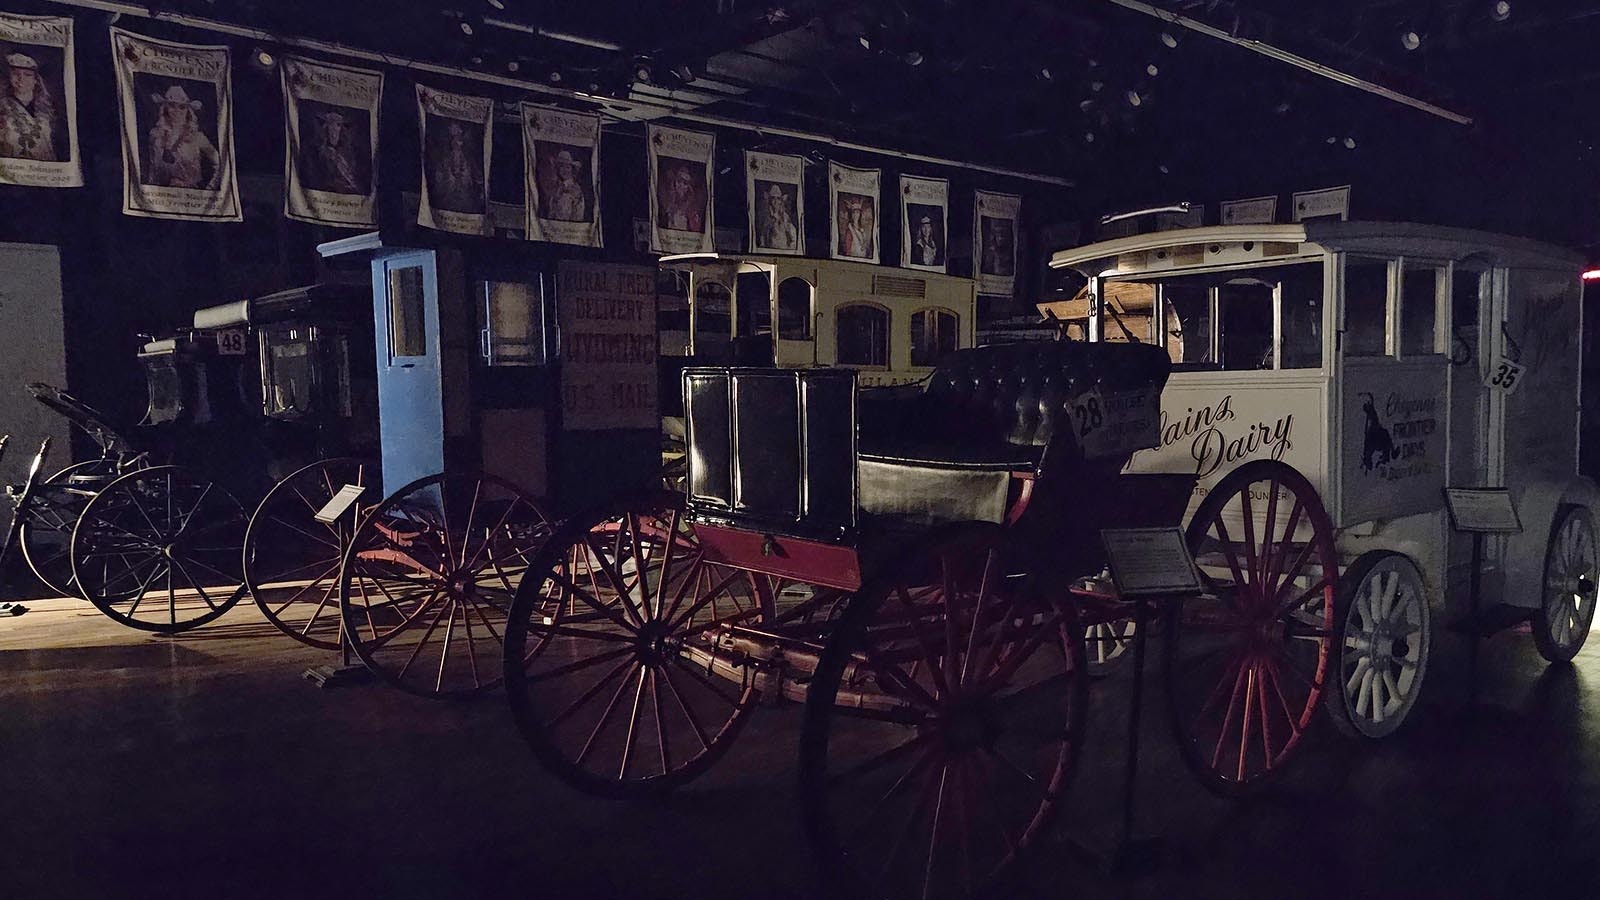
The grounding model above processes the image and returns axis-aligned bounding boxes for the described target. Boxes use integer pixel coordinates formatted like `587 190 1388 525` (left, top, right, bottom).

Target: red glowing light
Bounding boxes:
1584 269 1600 281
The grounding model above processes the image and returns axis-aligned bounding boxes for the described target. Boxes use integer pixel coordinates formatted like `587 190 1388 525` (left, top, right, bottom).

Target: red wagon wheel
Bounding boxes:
1163 459 1337 796
800 523 1087 900
338 471 552 699
503 489 766 797
243 458 376 650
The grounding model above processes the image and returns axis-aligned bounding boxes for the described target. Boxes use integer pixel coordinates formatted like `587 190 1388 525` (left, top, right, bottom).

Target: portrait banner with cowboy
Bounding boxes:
111 28 239 221
415 84 493 235
900 173 949 273
974 189 1021 297
0 13 79 188
281 56 381 228
828 161 880 264
647 123 714 255
745 150 804 256
522 103 601 248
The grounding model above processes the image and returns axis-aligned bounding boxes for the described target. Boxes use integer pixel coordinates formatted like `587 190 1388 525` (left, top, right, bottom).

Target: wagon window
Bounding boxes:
1218 280 1274 371
836 303 890 367
736 271 772 337
1452 266 1486 338
910 308 959 367
777 277 813 340
693 280 732 355
1400 263 1442 356
478 280 547 367
1160 283 1212 365
1278 263 1324 369
1344 257 1391 357
386 264 427 359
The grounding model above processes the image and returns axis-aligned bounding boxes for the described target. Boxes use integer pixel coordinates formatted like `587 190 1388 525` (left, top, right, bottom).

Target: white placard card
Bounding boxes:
1443 488 1522 534
1100 527 1203 597
1292 185 1350 222
314 483 366 524
1220 195 1277 225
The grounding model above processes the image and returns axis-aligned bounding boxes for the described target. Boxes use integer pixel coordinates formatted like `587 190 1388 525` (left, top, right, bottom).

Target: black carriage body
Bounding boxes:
683 339 1180 583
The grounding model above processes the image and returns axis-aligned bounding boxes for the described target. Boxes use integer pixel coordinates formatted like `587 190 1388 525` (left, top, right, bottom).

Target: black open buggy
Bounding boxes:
501 339 1342 899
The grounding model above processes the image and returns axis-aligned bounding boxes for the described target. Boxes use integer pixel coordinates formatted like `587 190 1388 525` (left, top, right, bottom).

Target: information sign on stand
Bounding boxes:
1443 487 1522 534
314 483 366 524
1100 527 1202 597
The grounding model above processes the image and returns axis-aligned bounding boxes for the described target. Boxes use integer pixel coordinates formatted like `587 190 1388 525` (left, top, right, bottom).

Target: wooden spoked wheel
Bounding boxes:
1164 460 1337 796
1328 551 1430 739
243 458 376 650
18 458 125 597
1534 504 1598 663
69 465 248 633
338 471 552 699
800 524 1086 900
504 489 765 796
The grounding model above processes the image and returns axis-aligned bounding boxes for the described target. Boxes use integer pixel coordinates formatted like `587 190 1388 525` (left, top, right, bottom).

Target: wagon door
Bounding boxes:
372 250 445 489
1447 263 1499 490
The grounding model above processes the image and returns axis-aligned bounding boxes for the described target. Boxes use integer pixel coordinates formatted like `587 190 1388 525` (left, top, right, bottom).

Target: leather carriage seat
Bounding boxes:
857 340 1170 525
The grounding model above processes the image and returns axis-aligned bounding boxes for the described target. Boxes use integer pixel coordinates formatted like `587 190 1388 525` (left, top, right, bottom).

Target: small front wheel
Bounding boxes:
1533 504 1597 663
1327 551 1430 740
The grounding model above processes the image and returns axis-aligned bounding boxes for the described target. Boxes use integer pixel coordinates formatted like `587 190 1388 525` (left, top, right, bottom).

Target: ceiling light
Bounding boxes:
1090 80 1104 92
858 35 871 50
459 20 474 36
1326 136 1338 144
1146 63 1159 77
506 60 520 72
1038 66 1053 81
1158 164 1170 174
1401 30 1422 50
1079 99 1094 111
486 0 505 8
548 69 563 83
1161 31 1179 49
1344 136 1357 149
904 50 923 66
1491 1 1511 22
1274 100 1293 114
1085 132 1096 143
1126 90 1142 107
251 48 276 70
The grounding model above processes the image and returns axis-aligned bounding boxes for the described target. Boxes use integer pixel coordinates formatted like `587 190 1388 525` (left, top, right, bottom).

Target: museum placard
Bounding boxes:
558 260 657 431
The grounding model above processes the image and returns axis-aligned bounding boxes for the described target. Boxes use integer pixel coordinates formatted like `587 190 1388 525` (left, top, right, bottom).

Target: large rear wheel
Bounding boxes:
1533 504 1597 663
800 524 1086 900
1164 460 1336 796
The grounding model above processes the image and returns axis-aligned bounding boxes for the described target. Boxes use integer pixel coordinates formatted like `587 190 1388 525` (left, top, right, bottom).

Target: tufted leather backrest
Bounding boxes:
921 340 1171 450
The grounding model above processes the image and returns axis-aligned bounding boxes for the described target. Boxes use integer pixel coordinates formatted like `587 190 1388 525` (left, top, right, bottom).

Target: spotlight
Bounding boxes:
904 50 923 66
1158 164 1170 174
1491 1 1510 21
1326 136 1338 144
1344 136 1357 149
1085 132 1096 143
469 55 484 66
1090 80 1104 92
1274 100 1293 115
548 69 563 83
1126 89 1142 107
251 47 276 71
486 0 505 8
858 34 871 50
459 20 475 36
1401 30 1422 50
1038 66 1053 81
506 59 520 73
1079 99 1094 111
1146 63 1159 77
1160 31 1179 49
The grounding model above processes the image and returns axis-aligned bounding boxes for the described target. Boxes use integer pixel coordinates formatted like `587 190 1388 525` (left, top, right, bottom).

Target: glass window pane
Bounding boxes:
1160 283 1212 365
1102 283 1157 344
1344 258 1390 356
1279 264 1324 369
265 328 315 417
693 281 732 354
777 277 812 340
387 265 427 359
735 271 772 337
1400 265 1440 356
837 304 889 367
910 308 959 367
1218 280 1274 371
480 281 546 366
1452 267 1484 337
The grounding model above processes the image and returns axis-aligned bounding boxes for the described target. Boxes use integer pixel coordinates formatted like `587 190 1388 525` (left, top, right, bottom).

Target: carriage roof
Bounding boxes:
1049 221 1582 279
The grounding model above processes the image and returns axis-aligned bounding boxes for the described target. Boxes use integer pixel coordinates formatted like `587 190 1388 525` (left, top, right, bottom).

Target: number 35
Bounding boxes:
1490 362 1519 389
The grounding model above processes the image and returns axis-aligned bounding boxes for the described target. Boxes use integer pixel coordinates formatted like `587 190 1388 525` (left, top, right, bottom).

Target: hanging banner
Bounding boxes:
281 56 380 228
829 162 880 263
648 124 714 254
416 84 492 235
900 174 948 273
974 190 1021 296
111 28 239 222
522 103 602 248
746 150 803 256
0 14 79 188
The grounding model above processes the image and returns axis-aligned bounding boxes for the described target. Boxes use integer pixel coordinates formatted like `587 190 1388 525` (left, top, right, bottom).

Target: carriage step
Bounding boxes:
1448 606 1532 637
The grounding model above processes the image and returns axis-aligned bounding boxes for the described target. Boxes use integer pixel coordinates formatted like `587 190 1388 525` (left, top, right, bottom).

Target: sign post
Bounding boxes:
1443 487 1522 711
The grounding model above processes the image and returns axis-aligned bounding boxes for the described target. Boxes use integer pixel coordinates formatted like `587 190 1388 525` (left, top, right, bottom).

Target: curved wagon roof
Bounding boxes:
1049 221 1582 278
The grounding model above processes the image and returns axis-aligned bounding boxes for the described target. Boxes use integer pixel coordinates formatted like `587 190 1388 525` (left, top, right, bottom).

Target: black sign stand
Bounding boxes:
1442 488 1523 712
300 506 373 689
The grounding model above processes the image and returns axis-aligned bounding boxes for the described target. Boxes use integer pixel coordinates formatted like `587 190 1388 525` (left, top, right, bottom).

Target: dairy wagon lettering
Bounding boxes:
1357 391 1437 481
1149 393 1292 478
